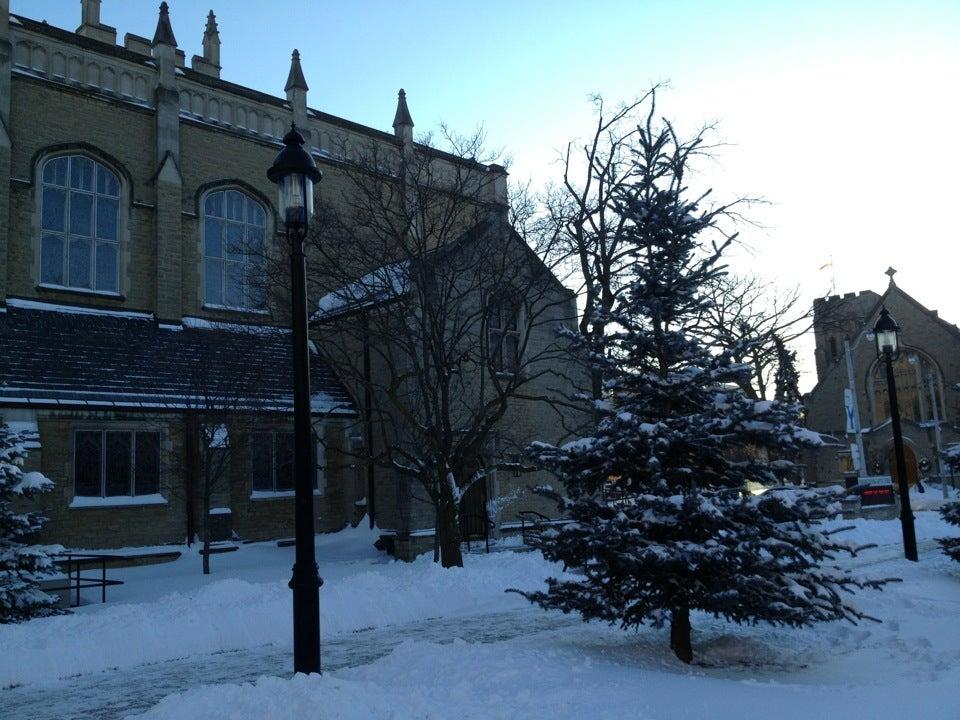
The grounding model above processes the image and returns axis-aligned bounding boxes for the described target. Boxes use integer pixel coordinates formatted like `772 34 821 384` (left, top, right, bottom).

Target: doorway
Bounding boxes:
889 444 919 487
458 472 488 540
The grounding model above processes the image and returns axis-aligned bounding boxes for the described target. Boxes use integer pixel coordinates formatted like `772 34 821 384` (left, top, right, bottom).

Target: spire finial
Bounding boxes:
205 9 218 36
152 1 178 47
393 88 414 130
285 49 309 92
885 266 897 286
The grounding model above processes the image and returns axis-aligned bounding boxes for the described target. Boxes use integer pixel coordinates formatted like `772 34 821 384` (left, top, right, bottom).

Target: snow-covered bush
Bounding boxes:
0 422 62 623
516 102 892 664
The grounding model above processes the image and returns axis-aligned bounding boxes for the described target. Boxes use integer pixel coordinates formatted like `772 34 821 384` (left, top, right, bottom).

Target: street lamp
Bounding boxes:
268 123 324 673
873 307 919 562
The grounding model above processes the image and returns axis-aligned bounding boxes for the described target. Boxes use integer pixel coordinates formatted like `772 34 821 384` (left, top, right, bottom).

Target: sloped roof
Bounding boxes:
0 299 356 414
312 219 573 323
313 261 410 321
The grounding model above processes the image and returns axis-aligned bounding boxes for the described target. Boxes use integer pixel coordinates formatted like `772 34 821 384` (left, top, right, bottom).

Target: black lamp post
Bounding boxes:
268 124 324 672
873 307 919 562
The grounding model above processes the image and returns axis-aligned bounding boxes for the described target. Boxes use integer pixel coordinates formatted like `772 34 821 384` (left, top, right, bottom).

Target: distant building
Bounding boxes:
803 271 959 488
0 2 581 557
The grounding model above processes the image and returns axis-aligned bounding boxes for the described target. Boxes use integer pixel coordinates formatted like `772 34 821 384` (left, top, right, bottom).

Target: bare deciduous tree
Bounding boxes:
174 328 272 574
308 129 585 567
540 93 654 402
697 274 814 400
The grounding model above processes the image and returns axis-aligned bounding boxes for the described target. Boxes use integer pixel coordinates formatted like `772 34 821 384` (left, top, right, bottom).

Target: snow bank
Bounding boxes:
129 637 657 720
0 550 561 688
128 624 960 720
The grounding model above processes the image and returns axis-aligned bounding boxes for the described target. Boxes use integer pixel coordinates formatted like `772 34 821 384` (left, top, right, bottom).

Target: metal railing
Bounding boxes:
49 553 125 607
516 510 577 548
517 509 550 546
460 513 495 554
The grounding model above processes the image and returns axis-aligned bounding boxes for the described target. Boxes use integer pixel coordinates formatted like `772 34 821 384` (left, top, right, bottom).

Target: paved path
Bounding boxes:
0 608 579 720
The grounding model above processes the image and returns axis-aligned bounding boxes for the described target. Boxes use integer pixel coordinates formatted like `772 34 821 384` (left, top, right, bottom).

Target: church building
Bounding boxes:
803 270 959 490
0 2 580 558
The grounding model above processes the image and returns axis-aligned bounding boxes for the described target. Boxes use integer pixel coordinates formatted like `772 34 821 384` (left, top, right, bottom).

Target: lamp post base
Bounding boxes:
898 508 919 562
289 562 323 674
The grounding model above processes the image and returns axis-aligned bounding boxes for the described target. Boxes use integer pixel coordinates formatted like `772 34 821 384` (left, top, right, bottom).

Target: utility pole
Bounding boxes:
844 340 867 479
928 373 948 500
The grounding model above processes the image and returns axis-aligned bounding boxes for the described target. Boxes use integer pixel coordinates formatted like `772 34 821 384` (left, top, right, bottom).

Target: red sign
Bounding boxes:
861 485 896 507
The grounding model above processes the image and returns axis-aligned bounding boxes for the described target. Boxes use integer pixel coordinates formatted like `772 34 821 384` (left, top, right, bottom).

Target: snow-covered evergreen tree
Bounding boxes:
938 447 960 563
939 503 960 563
519 103 891 663
773 335 801 405
1 423 62 623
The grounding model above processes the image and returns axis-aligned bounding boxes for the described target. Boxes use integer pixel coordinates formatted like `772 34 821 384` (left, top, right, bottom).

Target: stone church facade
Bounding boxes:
0 2 581 557
803 273 960 490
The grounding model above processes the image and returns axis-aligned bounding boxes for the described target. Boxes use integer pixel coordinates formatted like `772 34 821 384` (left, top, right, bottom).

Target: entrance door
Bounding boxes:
889 444 918 487
459 472 488 539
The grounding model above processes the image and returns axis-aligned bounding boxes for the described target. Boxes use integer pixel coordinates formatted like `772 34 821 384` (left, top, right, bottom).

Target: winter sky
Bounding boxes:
15 0 960 390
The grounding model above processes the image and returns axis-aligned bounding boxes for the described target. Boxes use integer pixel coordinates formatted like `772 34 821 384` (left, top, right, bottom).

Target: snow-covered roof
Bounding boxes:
313 261 410 321
0 299 356 415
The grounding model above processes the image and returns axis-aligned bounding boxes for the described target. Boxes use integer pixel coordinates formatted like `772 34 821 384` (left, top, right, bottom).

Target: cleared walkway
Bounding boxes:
1 607 578 720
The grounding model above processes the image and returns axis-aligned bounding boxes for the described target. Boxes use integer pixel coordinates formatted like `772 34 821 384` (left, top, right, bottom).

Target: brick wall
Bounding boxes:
6 78 157 309
17 410 360 549
28 411 186 549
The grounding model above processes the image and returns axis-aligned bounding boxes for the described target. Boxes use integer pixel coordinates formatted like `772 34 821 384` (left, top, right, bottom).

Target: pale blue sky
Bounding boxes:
13 1 960 388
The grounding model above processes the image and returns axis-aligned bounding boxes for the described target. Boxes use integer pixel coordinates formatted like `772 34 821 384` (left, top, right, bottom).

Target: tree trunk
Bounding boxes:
184 414 199 547
202 491 211 575
670 603 693 664
437 498 463 568
433 502 441 563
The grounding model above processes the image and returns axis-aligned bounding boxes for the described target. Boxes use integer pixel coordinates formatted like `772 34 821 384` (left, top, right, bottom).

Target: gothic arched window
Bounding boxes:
871 351 944 425
488 294 521 375
40 154 121 292
202 189 267 310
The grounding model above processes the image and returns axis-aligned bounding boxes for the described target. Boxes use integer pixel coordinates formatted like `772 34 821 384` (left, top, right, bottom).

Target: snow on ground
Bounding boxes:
131 618 959 720
0 523 563 688
130 511 960 720
2 509 959 720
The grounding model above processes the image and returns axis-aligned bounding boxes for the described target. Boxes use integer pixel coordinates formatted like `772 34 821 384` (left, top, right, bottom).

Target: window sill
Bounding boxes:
69 493 167 509
37 284 124 299
203 303 270 315
250 489 323 500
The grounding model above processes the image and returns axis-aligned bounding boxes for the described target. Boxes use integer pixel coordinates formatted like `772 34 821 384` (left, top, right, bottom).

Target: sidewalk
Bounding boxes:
1 607 578 720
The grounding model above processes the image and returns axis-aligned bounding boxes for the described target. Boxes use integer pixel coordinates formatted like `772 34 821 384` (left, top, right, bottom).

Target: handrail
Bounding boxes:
50 553 125 607
460 512 494 554
517 510 574 546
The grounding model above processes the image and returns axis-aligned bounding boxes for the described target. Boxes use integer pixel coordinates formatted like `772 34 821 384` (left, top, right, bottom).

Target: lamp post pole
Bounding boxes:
883 348 919 562
288 220 322 672
874 306 919 563
268 123 324 674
